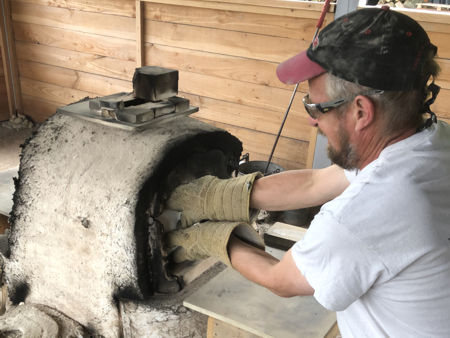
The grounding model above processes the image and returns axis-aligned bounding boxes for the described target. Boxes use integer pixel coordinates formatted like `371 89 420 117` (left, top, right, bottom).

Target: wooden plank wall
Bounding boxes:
7 1 450 169
11 0 136 123
141 1 335 169
11 0 334 170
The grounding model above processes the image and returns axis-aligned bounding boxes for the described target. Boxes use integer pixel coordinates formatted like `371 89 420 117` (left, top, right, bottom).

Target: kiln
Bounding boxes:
0 67 243 337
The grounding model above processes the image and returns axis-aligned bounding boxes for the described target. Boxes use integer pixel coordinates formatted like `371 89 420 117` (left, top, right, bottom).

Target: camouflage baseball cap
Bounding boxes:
277 7 437 91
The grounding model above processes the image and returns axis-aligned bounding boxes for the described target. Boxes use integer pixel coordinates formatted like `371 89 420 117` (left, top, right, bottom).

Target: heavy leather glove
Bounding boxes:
166 173 262 227
165 221 265 266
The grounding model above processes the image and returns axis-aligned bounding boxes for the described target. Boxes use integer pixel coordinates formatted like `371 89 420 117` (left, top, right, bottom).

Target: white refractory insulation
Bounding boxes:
3 112 242 337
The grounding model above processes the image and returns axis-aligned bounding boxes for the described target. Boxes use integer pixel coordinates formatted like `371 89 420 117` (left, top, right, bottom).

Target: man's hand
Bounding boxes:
165 221 264 266
166 173 262 227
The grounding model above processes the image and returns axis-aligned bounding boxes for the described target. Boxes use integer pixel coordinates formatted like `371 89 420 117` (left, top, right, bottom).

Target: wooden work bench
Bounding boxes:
184 223 340 338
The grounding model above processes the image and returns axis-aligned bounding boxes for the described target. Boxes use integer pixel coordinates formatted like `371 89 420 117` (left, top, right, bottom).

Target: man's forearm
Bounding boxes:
250 165 349 211
228 236 279 291
228 236 314 297
250 169 315 211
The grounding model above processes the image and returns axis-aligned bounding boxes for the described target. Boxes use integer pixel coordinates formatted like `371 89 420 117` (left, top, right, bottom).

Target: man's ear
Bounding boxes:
351 95 376 131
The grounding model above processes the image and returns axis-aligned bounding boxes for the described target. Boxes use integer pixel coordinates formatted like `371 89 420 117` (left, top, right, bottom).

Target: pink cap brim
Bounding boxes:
276 50 326 85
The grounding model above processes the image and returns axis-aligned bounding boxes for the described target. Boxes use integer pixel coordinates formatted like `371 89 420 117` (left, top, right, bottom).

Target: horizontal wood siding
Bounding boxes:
9 1 450 170
12 0 136 124
142 1 328 169
12 0 326 170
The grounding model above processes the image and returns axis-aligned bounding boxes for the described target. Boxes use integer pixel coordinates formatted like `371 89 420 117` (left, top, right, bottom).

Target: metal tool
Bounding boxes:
58 66 199 131
264 0 332 174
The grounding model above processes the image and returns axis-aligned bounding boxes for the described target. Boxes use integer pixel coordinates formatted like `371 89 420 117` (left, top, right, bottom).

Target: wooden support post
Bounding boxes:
136 0 145 67
306 127 318 169
0 0 22 118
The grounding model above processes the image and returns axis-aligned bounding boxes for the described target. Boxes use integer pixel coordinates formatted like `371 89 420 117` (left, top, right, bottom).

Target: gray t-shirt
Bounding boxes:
292 121 450 337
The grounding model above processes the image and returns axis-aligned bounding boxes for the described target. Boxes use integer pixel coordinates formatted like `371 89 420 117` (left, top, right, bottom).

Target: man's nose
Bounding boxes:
308 115 319 127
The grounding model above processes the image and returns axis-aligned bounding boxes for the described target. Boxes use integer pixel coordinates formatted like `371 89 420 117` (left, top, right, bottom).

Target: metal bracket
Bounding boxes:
58 96 199 131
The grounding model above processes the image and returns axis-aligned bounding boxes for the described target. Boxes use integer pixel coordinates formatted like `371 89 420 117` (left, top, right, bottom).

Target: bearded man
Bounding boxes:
165 7 450 337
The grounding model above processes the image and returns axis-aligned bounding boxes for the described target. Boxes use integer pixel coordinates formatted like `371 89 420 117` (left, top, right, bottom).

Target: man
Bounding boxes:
166 7 450 337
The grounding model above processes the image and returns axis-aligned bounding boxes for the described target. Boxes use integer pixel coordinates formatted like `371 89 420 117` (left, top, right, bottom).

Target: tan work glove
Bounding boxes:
166 173 262 227
165 221 265 266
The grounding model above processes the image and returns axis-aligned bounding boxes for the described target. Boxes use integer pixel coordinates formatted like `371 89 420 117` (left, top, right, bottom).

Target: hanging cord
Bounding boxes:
417 81 440 132
264 0 332 174
264 82 299 174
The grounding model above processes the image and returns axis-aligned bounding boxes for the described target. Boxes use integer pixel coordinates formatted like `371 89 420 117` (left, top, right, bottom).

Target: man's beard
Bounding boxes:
322 127 360 170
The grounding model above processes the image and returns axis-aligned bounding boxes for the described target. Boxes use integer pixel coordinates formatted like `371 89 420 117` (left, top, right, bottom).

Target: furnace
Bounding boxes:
0 67 243 337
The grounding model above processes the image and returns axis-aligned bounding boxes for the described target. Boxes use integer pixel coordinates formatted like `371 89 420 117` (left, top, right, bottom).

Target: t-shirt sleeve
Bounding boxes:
291 211 386 311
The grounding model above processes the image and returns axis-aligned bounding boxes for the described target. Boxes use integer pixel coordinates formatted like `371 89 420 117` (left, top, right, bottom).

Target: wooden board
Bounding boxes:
428 32 450 59
207 317 261 338
179 0 335 12
208 317 340 338
15 42 135 81
142 0 335 19
267 222 307 242
14 26 307 90
136 0 144 67
13 22 136 61
419 20 450 35
184 92 312 141
20 77 97 105
18 60 132 96
178 71 306 116
144 19 309 63
144 43 308 91
14 0 136 17
11 2 135 40
22 95 60 122
144 3 330 40
184 268 336 338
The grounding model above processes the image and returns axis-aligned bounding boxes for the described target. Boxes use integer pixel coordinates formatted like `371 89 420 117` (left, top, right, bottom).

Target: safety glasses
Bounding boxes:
302 89 384 119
